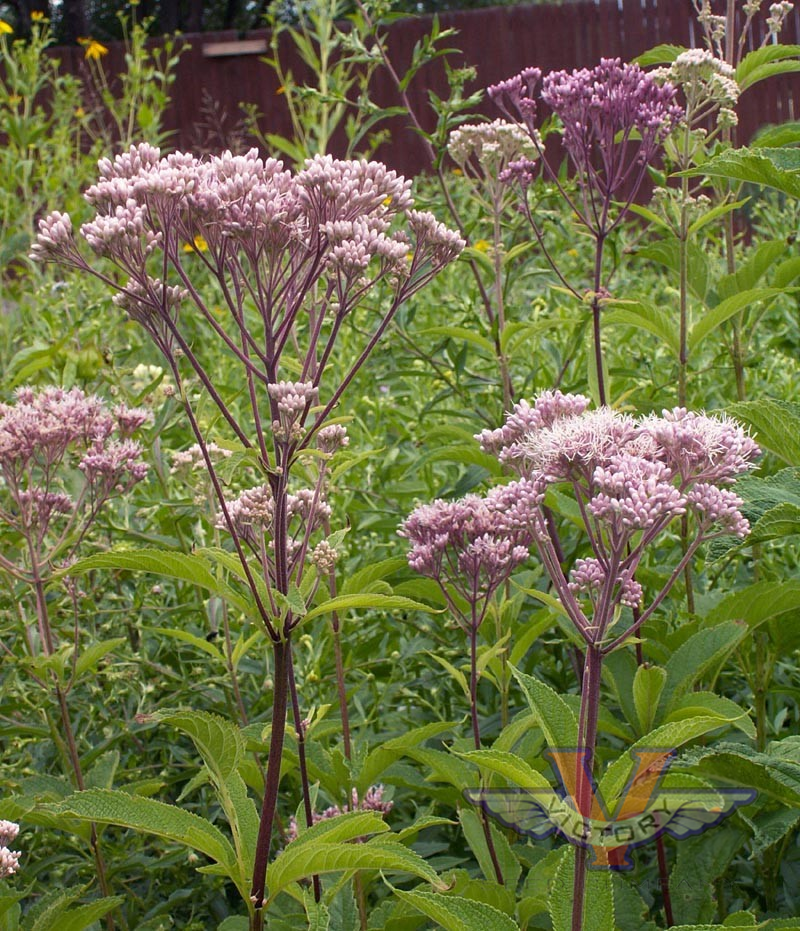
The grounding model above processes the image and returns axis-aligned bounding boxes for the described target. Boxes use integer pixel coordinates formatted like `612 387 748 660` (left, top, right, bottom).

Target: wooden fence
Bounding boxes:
46 0 800 175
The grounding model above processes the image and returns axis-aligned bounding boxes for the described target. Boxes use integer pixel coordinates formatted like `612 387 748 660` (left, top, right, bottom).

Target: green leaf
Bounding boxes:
689 288 784 352
748 502 800 543
73 637 126 678
151 627 225 662
708 580 800 628
390 885 520 931
161 711 244 781
600 717 745 802
635 43 685 67
50 789 238 874
687 198 749 236
685 742 800 807
455 748 550 789
637 240 709 303
751 120 800 148
303 593 439 622
426 652 469 698
633 665 667 734
603 300 679 357
46 897 126 931
420 325 495 355
64 549 250 614
340 557 407 596
689 147 800 198
659 621 748 712
665 692 755 739
511 667 578 747
459 807 521 890
736 45 800 91
727 399 800 465
358 721 455 791
715 240 787 300
549 849 614 931
267 835 443 900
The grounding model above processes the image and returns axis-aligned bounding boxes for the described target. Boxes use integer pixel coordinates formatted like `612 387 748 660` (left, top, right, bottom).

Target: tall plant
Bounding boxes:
32 144 463 925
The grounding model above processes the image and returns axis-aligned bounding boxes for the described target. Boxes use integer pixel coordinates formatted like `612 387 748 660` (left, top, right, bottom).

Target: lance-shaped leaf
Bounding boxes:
389 884 521 931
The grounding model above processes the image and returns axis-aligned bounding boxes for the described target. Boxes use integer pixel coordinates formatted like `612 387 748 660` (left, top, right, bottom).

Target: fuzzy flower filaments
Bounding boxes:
33 144 463 917
477 391 758 929
488 60 683 405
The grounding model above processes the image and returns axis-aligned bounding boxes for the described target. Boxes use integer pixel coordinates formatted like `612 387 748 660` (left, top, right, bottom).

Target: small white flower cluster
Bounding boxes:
0 821 20 879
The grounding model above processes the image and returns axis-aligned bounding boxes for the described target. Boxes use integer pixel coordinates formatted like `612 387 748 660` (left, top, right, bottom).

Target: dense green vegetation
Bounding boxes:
1 3 800 930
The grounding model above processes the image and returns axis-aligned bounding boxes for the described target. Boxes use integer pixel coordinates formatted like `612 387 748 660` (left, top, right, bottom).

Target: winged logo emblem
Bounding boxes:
465 748 756 870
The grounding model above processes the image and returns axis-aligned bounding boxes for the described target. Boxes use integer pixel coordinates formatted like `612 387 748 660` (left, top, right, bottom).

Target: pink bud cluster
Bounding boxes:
0 387 148 550
284 785 392 844
488 59 683 237
399 479 542 623
0 821 20 879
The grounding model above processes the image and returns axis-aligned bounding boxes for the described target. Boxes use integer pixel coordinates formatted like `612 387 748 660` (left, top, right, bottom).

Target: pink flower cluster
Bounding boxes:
0 821 20 879
475 394 758 622
285 785 393 844
399 479 542 621
31 146 464 342
0 387 148 546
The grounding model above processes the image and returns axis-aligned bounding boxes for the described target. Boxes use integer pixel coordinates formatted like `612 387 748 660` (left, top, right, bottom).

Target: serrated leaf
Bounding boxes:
689 288 784 352
708 580 800 628
727 399 800 465
665 692 755 739
50 789 238 874
659 621 748 712
603 300 679 357
511 667 578 748
267 835 442 899
600 717 744 802
736 45 800 90
549 849 613 931
633 665 667 734
390 885 520 931
64 549 250 614
456 748 550 790
303 593 439 622
688 146 800 198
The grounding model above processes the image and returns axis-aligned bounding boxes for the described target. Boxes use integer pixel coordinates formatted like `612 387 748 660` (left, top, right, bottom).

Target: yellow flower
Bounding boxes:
276 85 286 95
8 94 21 106
452 167 463 176
75 106 86 118
79 37 108 60
31 11 45 21
0 20 13 34
567 248 578 257
183 234 208 253
382 196 392 206
473 239 491 253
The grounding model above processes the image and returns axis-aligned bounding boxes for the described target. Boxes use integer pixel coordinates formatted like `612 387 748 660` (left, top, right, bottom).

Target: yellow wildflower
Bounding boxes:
8 94 21 106
75 106 86 118
31 10 45 21
276 86 286 95
79 37 108 60
567 248 578 257
452 167 463 176
0 20 13 34
473 239 491 253
183 235 208 254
